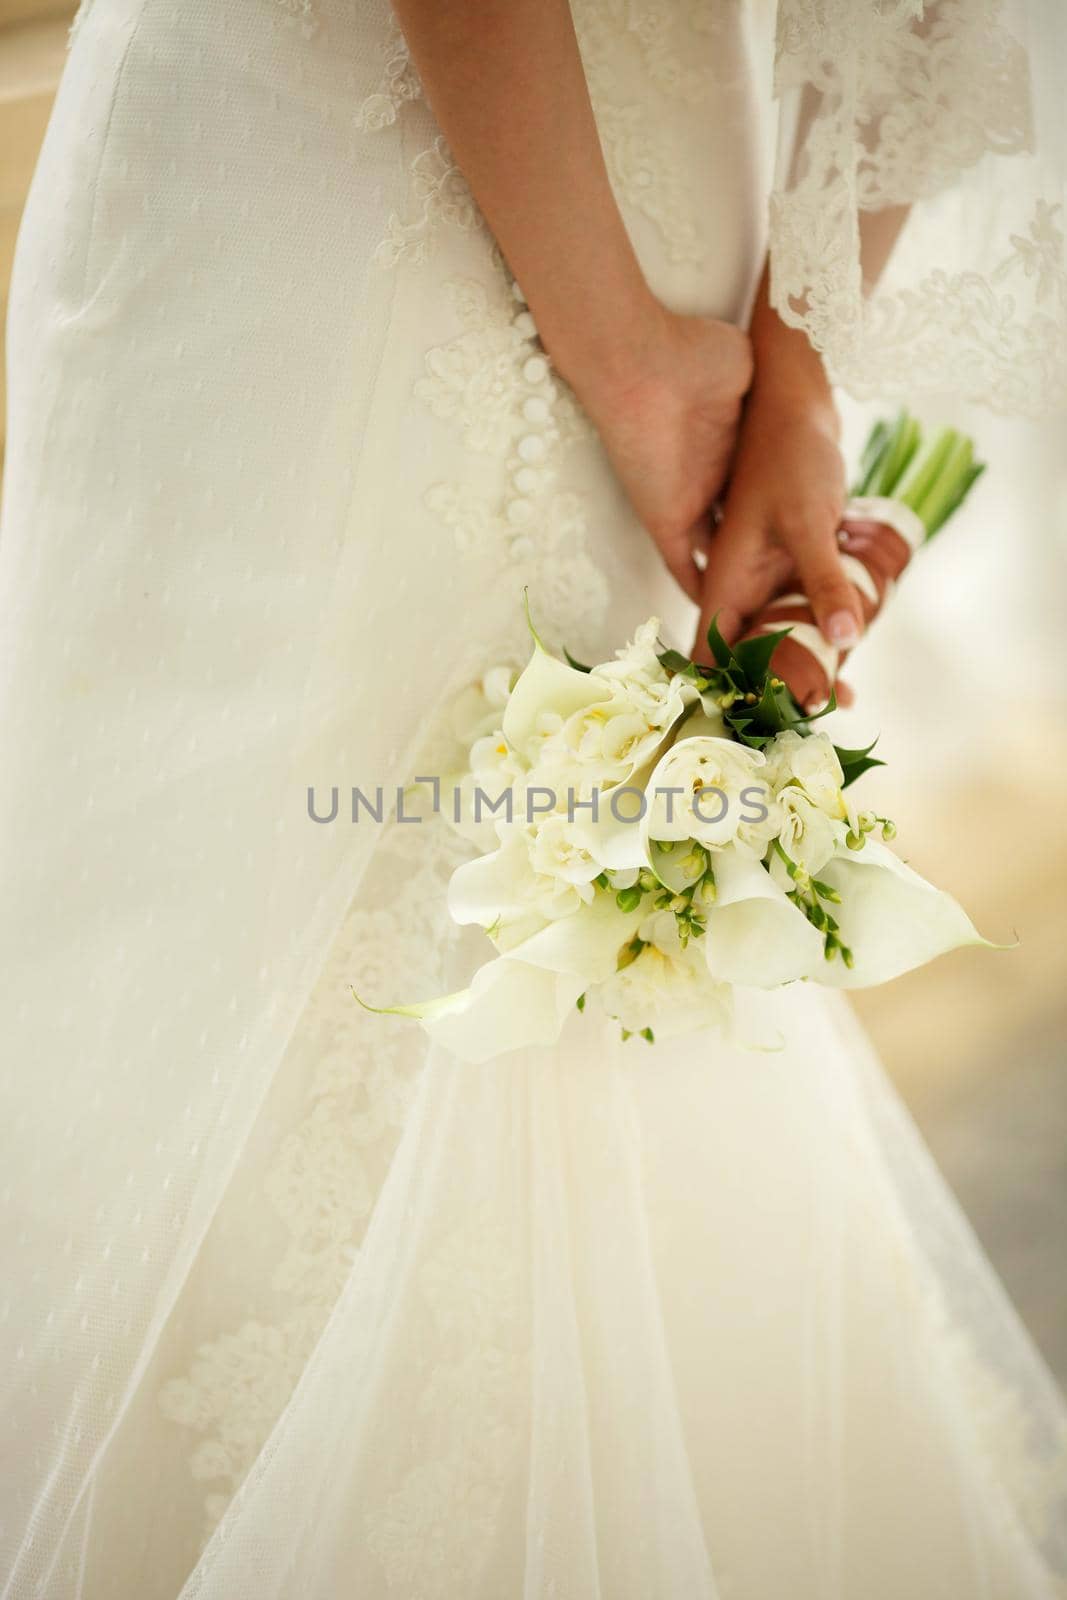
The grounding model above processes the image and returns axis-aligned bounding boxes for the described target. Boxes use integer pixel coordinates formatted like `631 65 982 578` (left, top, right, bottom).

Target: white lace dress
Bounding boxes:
1 2 1065 1597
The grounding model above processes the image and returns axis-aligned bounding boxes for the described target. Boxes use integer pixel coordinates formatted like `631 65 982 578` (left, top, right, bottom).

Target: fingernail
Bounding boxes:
826 611 860 648
805 695 829 716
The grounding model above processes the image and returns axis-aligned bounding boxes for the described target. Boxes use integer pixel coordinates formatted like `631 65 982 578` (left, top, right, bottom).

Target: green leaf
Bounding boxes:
839 754 886 787
833 736 885 790
658 648 696 675
732 626 792 685
563 645 593 673
802 686 839 724
704 613 735 671
833 737 880 767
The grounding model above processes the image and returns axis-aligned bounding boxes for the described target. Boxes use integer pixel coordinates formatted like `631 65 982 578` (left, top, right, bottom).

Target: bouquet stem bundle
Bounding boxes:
754 412 986 708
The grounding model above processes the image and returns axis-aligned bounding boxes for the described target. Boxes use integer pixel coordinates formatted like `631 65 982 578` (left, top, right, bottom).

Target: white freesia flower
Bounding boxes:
644 735 768 849
772 787 838 880
536 698 669 794
765 730 847 819
450 729 529 849
527 815 603 899
592 618 697 731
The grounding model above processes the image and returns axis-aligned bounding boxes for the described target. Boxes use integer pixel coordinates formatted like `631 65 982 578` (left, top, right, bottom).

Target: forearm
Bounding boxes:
389 0 662 404
748 264 838 434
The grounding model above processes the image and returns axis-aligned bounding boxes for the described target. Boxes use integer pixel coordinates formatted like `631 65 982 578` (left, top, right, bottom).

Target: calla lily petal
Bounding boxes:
446 837 534 927
419 959 585 1063
703 846 824 988
502 643 611 757
508 890 644 983
812 836 992 988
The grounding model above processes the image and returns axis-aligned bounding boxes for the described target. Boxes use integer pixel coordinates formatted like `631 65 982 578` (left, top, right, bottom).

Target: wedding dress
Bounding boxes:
1 1 1066 1596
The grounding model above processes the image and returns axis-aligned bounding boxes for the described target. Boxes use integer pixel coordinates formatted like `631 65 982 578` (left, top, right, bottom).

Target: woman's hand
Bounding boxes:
691 267 865 701
573 308 754 602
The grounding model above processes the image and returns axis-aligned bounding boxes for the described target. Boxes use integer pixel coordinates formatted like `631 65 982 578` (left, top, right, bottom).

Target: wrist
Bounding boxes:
532 282 670 419
747 377 841 444
749 269 838 439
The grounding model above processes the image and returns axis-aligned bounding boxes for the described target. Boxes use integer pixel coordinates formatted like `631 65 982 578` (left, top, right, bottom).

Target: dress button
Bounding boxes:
517 434 547 463
513 466 541 494
511 280 527 303
510 536 535 560
522 355 550 384
522 396 550 424
513 311 538 339
507 498 534 526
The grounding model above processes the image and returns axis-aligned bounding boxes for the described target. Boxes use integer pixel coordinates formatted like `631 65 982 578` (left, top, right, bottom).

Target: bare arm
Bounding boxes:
390 0 753 601
389 0 657 401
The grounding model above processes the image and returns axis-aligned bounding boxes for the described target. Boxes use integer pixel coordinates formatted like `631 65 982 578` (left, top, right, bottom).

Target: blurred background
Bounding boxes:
1 2 1064 1384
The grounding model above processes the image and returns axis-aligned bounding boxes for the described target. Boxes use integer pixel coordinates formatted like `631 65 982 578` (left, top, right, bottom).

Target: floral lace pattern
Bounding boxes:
157 814 475 1542
770 0 1066 412
415 268 609 653
363 1208 525 1594
571 0 744 267
354 11 422 131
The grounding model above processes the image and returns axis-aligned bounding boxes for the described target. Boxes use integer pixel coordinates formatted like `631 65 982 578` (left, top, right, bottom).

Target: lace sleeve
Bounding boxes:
769 0 1067 415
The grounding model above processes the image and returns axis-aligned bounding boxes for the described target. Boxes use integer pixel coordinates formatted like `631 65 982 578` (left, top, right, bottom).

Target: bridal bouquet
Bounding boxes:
362 415 993 1062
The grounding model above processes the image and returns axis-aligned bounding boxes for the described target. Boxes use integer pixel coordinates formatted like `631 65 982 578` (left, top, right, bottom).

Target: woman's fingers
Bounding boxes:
784 510 865 648
690 513 791 660
655 525 705 604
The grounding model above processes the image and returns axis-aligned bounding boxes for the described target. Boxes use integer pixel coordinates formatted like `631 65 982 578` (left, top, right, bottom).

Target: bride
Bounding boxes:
1 1 1065 1595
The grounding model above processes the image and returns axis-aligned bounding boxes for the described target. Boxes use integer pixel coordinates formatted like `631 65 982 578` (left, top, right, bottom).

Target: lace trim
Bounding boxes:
771 0 1065 413
772 193 1066 416
372 138 481 273
355 14 423 133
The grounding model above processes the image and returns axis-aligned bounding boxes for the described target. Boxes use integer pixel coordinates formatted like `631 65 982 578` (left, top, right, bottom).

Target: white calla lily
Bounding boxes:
507 889 643 983
811 835 995 988
361 958 584 1064
502 642 611 762
703 846 824 988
